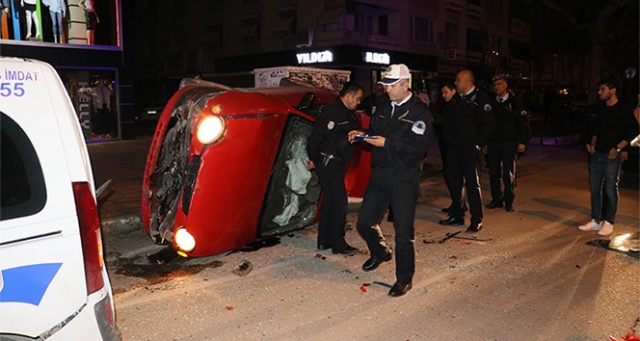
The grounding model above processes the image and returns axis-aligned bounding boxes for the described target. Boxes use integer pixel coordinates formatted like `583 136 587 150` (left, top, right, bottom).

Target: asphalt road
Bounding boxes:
92 139 640 340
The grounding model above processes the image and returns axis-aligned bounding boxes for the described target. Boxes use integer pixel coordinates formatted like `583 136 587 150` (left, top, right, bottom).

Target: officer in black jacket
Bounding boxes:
485 75 531 212
307 81 364 255
439 69 495 233
348 64 431 297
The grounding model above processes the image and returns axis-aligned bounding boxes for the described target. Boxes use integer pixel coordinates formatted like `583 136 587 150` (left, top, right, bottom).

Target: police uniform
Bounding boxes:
307 97 359 252
444 87 495 226
356 93 431 285
487 93 531 208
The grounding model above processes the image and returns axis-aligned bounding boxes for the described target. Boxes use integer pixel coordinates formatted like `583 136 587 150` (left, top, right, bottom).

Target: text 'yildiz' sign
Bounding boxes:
297 50 334 64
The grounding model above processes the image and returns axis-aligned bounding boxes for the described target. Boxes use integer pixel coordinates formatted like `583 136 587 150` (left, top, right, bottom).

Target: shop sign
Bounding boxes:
296 50 334 64
364 52 390 65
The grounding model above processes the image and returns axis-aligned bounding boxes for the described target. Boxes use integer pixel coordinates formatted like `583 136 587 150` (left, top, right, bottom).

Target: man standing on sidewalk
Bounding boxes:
485 75 531 212
348 64 431 297
307 81 363 255
438 69 494 233
578 79 637 236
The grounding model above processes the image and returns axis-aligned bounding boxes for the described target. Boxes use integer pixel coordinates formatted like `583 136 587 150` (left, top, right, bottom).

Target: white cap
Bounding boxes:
378 64 411 85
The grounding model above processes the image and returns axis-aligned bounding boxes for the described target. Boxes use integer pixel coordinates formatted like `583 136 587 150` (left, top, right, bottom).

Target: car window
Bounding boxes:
1 112 47 221
258 114 321 237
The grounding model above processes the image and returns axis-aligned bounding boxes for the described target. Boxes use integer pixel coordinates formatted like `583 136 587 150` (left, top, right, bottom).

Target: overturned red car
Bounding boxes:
141 80 371 257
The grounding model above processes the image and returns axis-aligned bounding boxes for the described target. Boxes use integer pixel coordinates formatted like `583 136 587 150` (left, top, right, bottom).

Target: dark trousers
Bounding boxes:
356 167 419 284
316 160 348 251
445 144 483 224
487 141 517 204
589 152 622 224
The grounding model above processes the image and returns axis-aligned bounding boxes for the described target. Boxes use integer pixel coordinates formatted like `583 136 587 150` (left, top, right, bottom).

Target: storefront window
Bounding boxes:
1 0 120 47
57 68 118 140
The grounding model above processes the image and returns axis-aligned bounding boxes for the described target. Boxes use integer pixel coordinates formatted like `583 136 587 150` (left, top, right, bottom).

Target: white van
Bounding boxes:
0 57 120 340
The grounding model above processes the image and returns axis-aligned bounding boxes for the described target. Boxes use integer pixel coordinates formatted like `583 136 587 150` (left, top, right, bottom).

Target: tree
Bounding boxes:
532 0 638 102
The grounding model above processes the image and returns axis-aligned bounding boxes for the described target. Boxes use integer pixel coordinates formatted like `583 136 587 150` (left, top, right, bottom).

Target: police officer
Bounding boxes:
438 69 494 233
485 75 531 212
307 81 364 255
348 64 431 297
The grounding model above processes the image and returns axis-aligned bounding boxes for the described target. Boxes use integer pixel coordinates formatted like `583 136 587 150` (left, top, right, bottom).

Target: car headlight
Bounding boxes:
174 226 196 255
196 115 225 145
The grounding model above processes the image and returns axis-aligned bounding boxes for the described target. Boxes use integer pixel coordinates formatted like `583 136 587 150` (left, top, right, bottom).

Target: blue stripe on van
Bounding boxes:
0 263 63 306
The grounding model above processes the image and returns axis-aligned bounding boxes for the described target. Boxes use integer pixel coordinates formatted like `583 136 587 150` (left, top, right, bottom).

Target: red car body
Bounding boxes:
141 82 371 257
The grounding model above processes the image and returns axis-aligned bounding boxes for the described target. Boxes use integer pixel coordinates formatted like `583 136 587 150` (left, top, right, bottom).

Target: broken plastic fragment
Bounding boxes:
232 260 253 276
609 333 640 341
609 232 640 253
359 286 367 293
362 283 370 287
225 306 234 311
449 255 458 259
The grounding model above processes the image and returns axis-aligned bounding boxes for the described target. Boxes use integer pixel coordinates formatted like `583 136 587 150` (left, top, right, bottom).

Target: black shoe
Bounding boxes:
466 222 483 233
388 282 412 297
485 200 503 209
317 244 331 251
505 203 514 212
332 244 358 255
362 251 392 272
438 216 464 226
443 205 468 213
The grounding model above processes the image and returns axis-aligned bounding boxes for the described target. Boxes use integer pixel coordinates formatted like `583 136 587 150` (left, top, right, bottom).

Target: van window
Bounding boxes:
1 112 47 221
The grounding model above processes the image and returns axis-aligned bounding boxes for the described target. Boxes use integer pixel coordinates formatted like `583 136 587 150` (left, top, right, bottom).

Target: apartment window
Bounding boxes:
274 7 297 37
444 22 458 47
355 12 388 35
378 14 388 35
319 0 344 25
466 28 483 52
411 16 434 43
487 0 501 12
239 15 260 42
205 23 223 48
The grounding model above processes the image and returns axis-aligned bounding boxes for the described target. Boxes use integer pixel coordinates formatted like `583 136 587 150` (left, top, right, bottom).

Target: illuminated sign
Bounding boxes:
296 50 334 64
365 52 390 65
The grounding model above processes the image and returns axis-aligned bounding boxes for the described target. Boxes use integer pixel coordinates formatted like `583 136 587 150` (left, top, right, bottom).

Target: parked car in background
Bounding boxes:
141 80 371 258
0 58 120 340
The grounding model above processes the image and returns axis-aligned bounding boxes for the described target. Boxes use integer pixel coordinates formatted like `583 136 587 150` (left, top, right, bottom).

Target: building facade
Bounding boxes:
134 0 532 106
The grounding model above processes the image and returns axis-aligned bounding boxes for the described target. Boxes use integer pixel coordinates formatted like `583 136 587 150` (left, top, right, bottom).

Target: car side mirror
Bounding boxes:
296 92 316 111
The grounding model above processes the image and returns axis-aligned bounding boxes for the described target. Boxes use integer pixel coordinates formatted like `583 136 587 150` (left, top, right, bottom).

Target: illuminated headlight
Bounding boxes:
174 227 196 254
196 116 225 145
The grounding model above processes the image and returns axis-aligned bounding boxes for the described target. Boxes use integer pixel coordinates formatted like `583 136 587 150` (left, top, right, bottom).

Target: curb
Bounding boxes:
530 134 581 146
101 214 142 235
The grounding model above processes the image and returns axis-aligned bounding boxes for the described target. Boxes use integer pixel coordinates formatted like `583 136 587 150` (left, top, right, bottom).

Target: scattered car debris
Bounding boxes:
423 230 492 244
609 333 639 341
453 235 493 242
239 238 281 252
373 281 393 289
232 260 253 277
587 237 640 258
